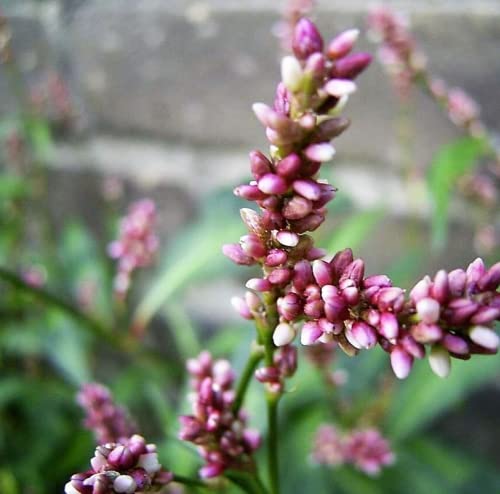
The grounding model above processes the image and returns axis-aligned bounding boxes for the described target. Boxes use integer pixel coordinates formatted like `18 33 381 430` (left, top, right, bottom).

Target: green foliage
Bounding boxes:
427 136 488 248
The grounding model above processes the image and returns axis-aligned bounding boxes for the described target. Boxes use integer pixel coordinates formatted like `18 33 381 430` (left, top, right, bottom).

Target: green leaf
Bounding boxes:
132 189 246 332
386 355 500 440
322 209 384 254
427 136 488 248
0 175 29 200
25 116 53 162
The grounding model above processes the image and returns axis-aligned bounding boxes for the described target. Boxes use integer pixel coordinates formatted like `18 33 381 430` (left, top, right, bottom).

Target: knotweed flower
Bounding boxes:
312 425 394 476
108 199 159 298
179 352 261 478
64 435 172 494
77 383 137 445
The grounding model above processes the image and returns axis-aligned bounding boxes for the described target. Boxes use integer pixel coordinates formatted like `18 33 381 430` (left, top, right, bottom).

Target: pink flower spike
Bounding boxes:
325 79 357 98
305 143 336 162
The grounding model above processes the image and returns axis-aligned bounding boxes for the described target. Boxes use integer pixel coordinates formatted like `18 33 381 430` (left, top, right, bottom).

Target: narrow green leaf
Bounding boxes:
323 209 384 254
0 175 29 199
427 136 488 248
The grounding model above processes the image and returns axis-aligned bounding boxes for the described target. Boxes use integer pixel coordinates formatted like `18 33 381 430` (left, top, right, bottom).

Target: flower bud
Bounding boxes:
327 29 359 59
222 244 255 265
231 296 252 319
283 195 313 220
350 321 377 349
304 143 336 162
379 312 399 340
277 293 302 320
258 173 288 195
468 326 499 351
325 79 357 98
268 268 292 285
281 55 304 92
470 306 500 325
447 269 466 296
331 52 373 79
249 150 272 178
301 321 323 345
313 116 350 141
291 213 325 233
429 346 451 378
410 322 443 344
273 322 296 346
442 334 469 355
240 234 266 258
416 297 441 324
234 184 267 201
292 18 324 59
409 276 431 303
312 260 333 286
390 347 413 379
431 270 449 303
276 153 302 178
114 475 137 494
246 278 272 292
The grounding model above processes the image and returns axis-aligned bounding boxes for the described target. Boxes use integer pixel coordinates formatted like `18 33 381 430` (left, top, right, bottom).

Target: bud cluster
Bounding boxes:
108 199 159 298
255 345 298 393
77 383 137 445
64 435 172 494
312 425 395 476
178 351 261 478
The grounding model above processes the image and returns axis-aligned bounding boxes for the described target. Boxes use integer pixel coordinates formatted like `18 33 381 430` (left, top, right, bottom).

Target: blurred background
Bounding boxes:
0 1 499 493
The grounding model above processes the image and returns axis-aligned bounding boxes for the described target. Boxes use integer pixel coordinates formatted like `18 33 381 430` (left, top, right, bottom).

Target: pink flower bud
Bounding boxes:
245 291 261 310
277 293 302 320
301 321 323 345
305 52 326 78
304 142 336 162
478 262 500 291
409 277 431 303
258 173 288 195
376 287 405 312
243 429 262 451
446 298 479 324
266 248 288 267
466 258 486 286
364 274 392 289
240 208 263 235
108 445 135 470
292 178 321 201
249 150 272 178
268 268 292 285
431 270 449 303
442 334 469 355
330 248 354 280
292 18 324 59
340 259 365 285
416 297 441 324
234 184 267 201
283 195 313 220
447 269 466 296
304 299 324 318
230 296 253 319
324 297 348 322
351 321 378 349
379 312 399 340
400 334 425 359
390 347 413 379
222 244 255 265
291 212 325 233
313 116 350 142
312 260 333 286
246 278 272 292
293 260 313 291
200 463 224 479
276 153 302 178
410 322 443 344
307 247 327 260
240 234 266 258
470 306 500 325
327 29 359 59
331 52 373 79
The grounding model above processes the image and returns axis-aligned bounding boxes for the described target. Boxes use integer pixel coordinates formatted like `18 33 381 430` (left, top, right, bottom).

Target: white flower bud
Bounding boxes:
273 322 296 346
281 55 304 92
429 346 451 378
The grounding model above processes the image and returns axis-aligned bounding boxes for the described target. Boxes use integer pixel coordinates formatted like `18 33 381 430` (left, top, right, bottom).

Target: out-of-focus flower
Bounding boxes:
77 383 137 445
21 265 46 288
108 199 159 298
273 0 315 52
312 425 395 476
179 351 261 478
64 435 172 494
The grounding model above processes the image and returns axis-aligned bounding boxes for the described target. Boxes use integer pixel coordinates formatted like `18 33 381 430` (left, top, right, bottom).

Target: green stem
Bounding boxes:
233 347 264 415
266 394 280 494
171 474 210 490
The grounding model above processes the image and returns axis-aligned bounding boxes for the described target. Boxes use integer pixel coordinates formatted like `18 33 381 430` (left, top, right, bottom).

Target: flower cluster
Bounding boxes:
312 425 395 476
366 6 425 98
108 199 159 298
179 351 261 478
64 435 173 494
77 383 137 445
255 344 298 392
367 6 483 133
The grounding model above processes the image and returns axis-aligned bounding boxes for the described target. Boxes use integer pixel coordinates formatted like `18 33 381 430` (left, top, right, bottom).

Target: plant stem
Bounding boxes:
266 393 280 494
0 266 163 363
232 347 264 415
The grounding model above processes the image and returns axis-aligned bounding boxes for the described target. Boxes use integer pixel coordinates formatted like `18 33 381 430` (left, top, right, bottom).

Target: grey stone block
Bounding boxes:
66 0 500 165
